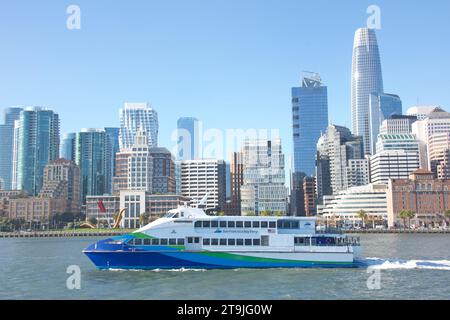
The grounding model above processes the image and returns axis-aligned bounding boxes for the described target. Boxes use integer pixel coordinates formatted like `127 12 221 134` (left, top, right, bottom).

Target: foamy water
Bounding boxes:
360 258 450 271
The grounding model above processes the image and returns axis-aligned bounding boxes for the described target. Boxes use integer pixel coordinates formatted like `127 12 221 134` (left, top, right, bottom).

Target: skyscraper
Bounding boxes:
177 117 200 160
149 147 176 194
0 107 23 190
119 102 158 150
60 133 76 161
127 128 152 192
351 28 384 155
240 139 287 215
369 93 402 153
16 107 60 196
105 127 120 192
315 125 366 203
292 73 328 176
75 128 112 202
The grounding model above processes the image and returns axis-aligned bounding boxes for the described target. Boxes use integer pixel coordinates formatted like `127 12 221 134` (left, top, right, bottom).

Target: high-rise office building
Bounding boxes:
351 28 384 155
240 139 287 215
379 115 417 135
290 172 306 216
370 133 421 184
180 159 226 211
412 107 450 169
105 127 120 192
228 152 244 215
60 133 76 161
127 128 152 192
428 132 450 179
149 147 176 194
119 102 158 150
369 93 402 154
0 107 23 190
292 73 328 176
16 107 60 196
407 106 440 121
315 125 366 203
75 128 112 202
38 159 81 213
177 117 200 160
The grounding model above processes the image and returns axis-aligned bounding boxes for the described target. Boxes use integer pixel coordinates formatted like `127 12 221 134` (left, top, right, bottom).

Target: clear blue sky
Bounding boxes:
1 0 450 165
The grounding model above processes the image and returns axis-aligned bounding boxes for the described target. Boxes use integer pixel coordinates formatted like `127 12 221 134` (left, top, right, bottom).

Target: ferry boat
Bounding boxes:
83 198 362 270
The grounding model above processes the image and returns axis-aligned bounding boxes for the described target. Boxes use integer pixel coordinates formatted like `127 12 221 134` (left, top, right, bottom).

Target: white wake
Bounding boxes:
361 258 450 271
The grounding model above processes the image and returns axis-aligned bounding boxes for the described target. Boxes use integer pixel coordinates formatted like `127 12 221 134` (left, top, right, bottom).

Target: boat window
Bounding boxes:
236 221 243 228
261 236 269 246
236 239 244 246
211 221 219 228
151 239 159 245
253 239 260 246
252 221 260 228
211 239 219 246
227 221 235 228
261 221 268 228
277 220 300 229
294 237 307 245
245 239 252 246
169 239 177 245
219 221 227 228
228 239 236 246
134 239 143 245
310 238 317 246
269 222 276 228
187 237 193 244
203 238 210 246
194 237 200 244
160 239 168 245
202 221 211 228
177 239 185 245
219 239 227 246
244 221 251 228
143 239 151 246
194 221 202 228
127 239 135 245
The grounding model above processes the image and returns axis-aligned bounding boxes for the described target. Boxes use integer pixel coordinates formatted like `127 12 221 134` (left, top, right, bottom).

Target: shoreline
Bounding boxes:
1 229 450 238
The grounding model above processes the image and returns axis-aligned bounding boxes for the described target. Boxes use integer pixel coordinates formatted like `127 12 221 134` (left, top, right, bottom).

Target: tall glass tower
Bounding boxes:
0 107 23 189
177 117 200 160
292 72 328 176
119 103 158 150
351 28 384 155
369 93 403 153
16 107 60 196
75 128 112 202
60 133 76 161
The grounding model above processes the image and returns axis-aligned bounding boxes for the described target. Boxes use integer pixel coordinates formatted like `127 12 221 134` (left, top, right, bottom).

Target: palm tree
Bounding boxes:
357 210 368 229
399 210 415 229
139 213 150 227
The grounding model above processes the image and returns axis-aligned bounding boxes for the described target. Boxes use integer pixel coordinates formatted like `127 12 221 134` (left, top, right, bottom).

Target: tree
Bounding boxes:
216 211 226 216
275 211 285 217
399 210 415 229
260 210 272 217
444 210 450 227
139 213 150 227
357 210 368 229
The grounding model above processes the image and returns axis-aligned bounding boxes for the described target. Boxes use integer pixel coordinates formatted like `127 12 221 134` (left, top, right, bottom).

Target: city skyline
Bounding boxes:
1 1 449 165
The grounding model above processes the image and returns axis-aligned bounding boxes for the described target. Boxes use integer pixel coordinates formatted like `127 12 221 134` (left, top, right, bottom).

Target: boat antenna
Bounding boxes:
197 193 210 208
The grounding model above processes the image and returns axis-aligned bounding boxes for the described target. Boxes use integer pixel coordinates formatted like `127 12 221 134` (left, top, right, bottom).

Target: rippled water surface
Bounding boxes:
0 234 449 299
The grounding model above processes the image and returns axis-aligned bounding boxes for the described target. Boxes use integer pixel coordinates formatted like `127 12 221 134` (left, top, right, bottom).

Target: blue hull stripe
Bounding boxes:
84 251 355 270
